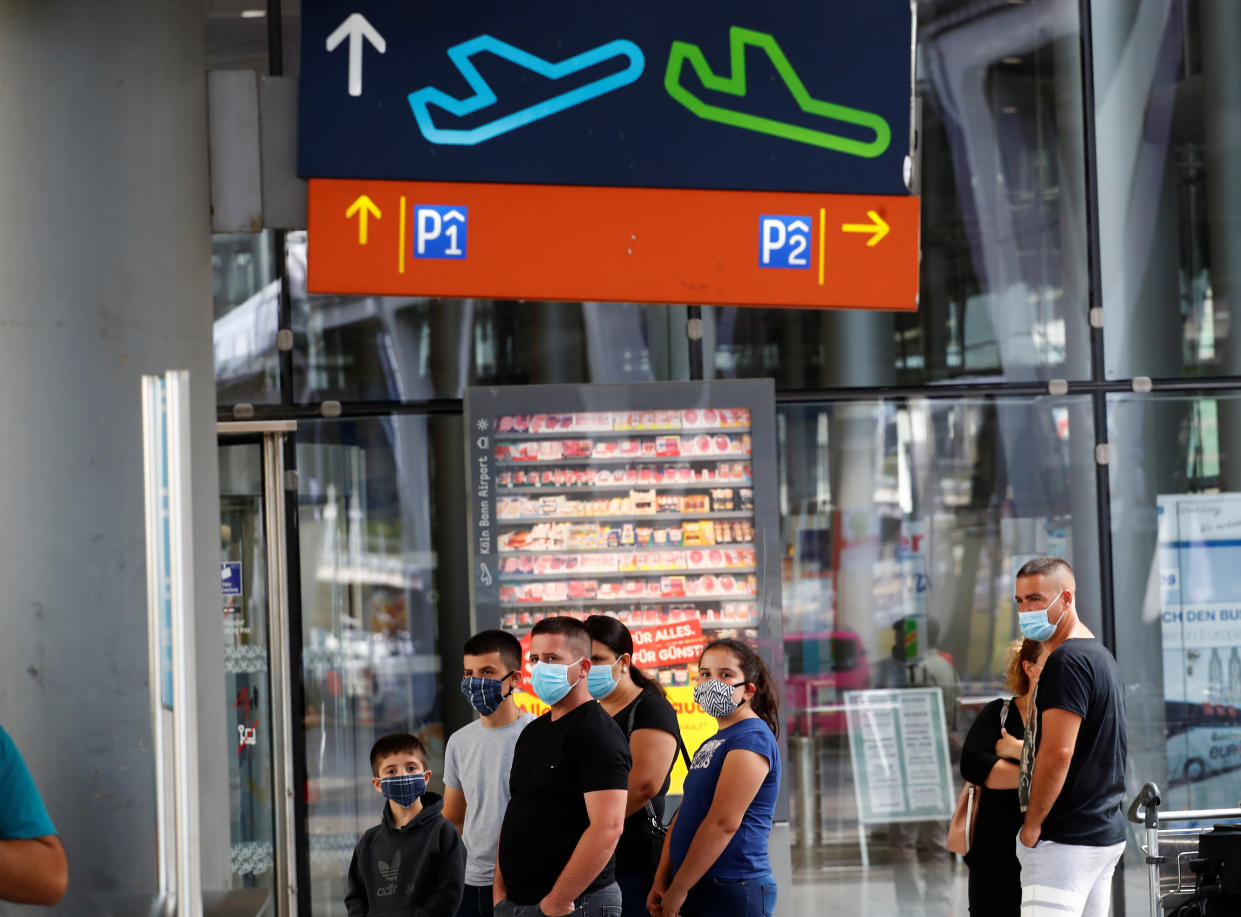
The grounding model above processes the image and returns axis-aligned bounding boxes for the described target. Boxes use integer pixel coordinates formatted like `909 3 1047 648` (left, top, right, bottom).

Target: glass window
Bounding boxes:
214 232 282 404
1093 1 1241 379
1108 392 1241 811
779 395 1100 914
296 416 451 916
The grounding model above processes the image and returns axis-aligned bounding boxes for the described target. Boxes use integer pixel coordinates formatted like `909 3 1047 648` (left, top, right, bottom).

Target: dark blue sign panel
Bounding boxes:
298 1 914 195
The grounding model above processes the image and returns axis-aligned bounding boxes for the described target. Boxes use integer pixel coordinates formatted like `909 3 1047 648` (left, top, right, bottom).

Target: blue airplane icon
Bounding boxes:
408 35 644 146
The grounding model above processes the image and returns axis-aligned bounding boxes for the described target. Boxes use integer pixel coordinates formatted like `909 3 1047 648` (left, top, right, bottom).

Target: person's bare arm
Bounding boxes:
1020 709 1082 846
0 835 68 905
983 759 1019 790
625 729 677 818
660 750 769 917
443 785 467 837
539 789 627 916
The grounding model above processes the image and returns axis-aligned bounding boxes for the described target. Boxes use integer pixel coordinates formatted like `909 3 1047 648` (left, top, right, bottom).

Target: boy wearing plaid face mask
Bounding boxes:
346 734 466 916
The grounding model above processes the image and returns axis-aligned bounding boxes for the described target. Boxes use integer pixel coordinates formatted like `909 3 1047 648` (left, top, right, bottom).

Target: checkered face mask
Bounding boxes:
380 773 426 808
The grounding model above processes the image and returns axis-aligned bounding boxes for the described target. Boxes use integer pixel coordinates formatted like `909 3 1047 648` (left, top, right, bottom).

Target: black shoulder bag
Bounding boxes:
627 694 694 877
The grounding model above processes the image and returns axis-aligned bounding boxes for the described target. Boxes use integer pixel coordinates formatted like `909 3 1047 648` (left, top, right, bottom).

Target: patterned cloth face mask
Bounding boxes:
694 679 746 718
380 773 426 808
460 672 516 716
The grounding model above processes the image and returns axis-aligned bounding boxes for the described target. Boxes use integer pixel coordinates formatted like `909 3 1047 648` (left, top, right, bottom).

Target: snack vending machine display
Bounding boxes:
465 381 784 786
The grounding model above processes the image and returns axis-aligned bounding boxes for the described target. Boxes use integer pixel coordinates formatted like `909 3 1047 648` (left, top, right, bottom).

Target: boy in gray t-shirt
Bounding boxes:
444 631 535 917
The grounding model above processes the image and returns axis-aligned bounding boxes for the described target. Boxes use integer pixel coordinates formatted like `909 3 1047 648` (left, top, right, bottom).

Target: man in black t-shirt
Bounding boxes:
494 617 631 917
1014 557 1126 917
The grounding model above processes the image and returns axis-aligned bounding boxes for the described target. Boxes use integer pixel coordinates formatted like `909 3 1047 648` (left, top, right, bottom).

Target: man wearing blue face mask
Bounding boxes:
495 616 632 917
1013 557 1126 917
346 733 466 916
444 631 536 917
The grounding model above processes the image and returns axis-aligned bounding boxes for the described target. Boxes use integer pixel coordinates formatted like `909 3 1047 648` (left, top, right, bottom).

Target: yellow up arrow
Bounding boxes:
345 195 381 244
841 210 889 247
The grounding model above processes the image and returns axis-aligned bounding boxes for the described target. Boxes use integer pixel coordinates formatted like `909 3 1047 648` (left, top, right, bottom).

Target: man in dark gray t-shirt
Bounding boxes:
1014 557 1126 917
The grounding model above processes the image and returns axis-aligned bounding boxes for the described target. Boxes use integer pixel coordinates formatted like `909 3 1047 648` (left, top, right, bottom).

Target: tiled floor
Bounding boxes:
785 856 1165 916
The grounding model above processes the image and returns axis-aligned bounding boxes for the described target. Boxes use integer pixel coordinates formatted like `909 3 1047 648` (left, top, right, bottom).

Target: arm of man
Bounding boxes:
625 729 677 818
0 835 67 905
1020 708 1082 847
539 788 627 917
660 750 769 917
443 785 467 837
425 821 467 917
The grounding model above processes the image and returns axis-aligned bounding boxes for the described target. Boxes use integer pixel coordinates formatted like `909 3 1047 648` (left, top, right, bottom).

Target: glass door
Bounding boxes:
218 423 299 917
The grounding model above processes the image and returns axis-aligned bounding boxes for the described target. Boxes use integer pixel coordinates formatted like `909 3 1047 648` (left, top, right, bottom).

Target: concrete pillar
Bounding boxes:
0 0 226 910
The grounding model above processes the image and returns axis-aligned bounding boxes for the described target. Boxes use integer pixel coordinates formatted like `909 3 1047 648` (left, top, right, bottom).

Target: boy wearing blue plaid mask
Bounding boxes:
346 734 466 916
443 631 535 917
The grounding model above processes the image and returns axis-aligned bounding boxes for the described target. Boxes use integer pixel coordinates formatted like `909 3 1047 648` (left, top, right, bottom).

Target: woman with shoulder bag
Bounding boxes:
585 615 685 917
958 638 1048 915
647 638 780 917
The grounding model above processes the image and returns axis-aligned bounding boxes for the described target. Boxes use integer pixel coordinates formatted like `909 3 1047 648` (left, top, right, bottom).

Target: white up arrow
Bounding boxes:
326 13 386 98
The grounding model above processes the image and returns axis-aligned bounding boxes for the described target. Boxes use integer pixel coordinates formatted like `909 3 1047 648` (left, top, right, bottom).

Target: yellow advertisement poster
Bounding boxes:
513 685 716 795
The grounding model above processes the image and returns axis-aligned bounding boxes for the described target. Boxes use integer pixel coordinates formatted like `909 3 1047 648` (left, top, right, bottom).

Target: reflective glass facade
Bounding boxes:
207 1 1241 915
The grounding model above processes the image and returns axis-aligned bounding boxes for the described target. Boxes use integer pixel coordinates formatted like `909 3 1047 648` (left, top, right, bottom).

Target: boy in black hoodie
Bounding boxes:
346 733 466 916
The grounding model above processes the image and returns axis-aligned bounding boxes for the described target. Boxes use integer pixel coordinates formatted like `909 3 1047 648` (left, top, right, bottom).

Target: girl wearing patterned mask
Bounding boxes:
647 638 780 917
585 615 685 917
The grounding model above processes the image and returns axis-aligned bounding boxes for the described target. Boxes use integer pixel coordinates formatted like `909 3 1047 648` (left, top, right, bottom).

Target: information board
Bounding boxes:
844 687 954 823
300 1 914 195
464 380 785 798
299 2 920 310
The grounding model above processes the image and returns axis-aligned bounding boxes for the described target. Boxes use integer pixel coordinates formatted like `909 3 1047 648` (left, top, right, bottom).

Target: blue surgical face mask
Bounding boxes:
530 658 583 706
1019 592 1065 642
587 659 623 700
460 672 515 716
379 773 426 808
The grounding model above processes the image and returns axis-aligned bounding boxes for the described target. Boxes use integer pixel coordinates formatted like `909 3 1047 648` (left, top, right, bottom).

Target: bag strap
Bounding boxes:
626 693 693 822
1000 696 1012 727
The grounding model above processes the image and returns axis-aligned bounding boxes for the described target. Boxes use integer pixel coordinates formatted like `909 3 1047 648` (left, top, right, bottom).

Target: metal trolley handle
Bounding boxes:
1127 782 1164 917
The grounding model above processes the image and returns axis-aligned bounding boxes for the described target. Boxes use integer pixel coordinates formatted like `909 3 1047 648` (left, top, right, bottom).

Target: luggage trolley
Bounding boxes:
1127 782 1241 916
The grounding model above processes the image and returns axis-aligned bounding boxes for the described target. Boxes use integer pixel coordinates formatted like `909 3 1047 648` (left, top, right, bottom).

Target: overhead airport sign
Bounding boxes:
299 1 919 309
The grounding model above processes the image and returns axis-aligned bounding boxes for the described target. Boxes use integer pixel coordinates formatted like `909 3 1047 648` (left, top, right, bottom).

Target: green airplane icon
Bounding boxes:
665 27 891 158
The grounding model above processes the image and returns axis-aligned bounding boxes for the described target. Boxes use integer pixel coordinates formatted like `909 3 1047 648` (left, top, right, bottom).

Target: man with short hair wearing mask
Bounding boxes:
1014 557 1126 917
494 616 631 917
444 630 536 917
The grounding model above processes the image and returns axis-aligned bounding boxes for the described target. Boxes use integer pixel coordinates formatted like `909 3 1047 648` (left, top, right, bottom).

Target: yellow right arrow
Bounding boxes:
345 195 382 245
841 210 889 247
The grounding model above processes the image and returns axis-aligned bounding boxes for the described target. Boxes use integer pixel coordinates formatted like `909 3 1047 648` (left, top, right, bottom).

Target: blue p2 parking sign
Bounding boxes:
759 215 812 269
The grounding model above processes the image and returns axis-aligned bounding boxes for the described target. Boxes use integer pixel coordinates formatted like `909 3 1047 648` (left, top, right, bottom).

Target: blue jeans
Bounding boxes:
681 875 776 917
457 884 495 917
495 881 622 917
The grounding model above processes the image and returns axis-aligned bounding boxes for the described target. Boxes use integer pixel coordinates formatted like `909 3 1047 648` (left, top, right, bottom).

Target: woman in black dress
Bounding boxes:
584 615 682 917
959 637 1047 914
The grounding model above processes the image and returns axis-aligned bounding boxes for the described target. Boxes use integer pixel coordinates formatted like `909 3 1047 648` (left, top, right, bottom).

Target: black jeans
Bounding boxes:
456 884 495 917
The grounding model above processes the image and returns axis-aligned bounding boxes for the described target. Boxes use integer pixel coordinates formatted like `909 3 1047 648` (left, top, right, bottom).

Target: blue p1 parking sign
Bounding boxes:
415 205 468 259
758 215 812 269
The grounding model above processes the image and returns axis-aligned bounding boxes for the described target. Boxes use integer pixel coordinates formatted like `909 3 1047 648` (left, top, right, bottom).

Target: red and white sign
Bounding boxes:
631 619 706 668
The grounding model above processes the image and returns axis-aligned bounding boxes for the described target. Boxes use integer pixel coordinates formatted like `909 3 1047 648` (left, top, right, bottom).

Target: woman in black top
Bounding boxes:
959 638 1047 915
585 615 682 917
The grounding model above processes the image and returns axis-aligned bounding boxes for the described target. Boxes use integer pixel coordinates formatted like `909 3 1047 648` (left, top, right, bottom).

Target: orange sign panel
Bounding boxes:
307 178 920 310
